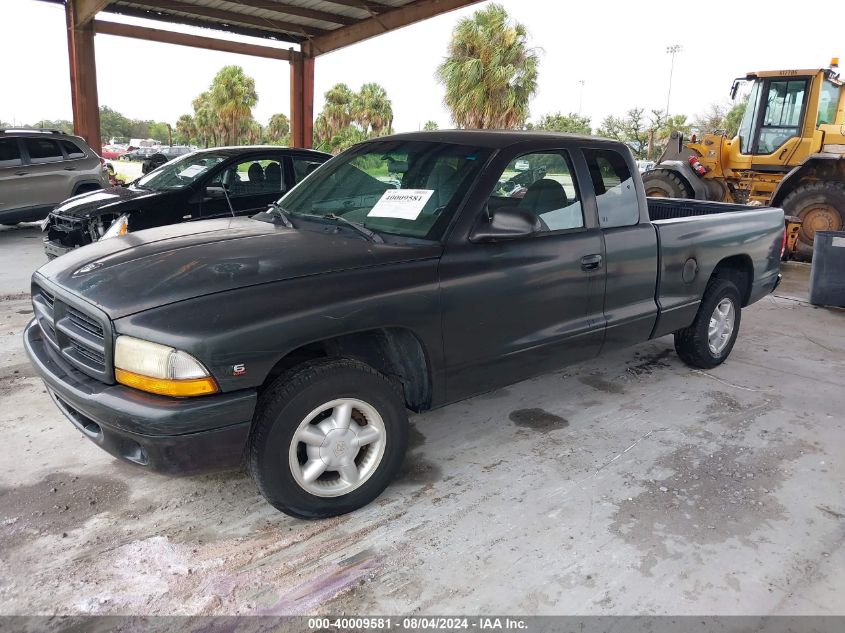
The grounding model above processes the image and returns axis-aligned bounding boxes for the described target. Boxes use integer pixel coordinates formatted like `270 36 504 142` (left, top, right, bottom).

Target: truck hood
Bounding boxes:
52 185 168 219
36 218 442 319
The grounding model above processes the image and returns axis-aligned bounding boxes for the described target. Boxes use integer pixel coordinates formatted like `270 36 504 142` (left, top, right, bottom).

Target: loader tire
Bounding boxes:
643 169 693 199
783 182 845 261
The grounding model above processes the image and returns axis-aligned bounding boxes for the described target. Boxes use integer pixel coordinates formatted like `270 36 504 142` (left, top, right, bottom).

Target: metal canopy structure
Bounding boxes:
49 0 482 153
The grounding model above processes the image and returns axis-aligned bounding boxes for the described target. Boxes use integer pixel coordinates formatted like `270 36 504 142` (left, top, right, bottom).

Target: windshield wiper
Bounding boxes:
324 213 384 243
268 202 295 228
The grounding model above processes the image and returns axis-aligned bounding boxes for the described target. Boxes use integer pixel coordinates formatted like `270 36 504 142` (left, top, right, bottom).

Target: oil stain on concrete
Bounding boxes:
509 408 569 432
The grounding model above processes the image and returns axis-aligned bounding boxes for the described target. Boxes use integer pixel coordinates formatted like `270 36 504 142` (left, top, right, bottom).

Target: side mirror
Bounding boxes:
205 186 227 199
469 207 541 243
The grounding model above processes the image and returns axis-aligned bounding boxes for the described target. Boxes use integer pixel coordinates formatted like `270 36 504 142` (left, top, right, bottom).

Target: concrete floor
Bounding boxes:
0 230 843 616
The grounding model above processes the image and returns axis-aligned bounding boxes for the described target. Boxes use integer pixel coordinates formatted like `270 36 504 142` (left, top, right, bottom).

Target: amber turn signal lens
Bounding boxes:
115 368 219 397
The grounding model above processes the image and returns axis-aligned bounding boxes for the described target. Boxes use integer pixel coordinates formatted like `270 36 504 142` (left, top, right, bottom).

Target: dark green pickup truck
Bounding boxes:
25 131 784 518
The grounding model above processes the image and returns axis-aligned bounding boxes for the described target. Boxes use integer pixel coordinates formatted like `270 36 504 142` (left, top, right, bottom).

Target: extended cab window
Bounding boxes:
0 139 22 167
489 151 584 232
24 138 63 164
583 148 639 228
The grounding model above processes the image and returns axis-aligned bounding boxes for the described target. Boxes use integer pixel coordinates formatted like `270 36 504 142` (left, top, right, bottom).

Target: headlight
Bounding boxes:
114 335 218 397
101 214 129 240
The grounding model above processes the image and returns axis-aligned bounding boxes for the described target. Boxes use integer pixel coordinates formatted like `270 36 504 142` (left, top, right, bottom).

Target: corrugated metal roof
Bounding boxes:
104 0 420 44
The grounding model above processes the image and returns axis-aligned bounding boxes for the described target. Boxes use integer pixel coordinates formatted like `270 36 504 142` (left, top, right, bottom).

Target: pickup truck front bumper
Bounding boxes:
24 320 257 475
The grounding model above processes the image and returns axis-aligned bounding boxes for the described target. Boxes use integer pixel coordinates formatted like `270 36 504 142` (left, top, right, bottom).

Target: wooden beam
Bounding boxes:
290 53 315 148
306 0 482 56
66 3 102 154
94 20 298 61
119 0 329 38
234 1 358 26
318 0 390 12
71 0 111 27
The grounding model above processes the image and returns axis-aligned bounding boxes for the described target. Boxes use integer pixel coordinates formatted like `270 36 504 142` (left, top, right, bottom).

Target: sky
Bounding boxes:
1 0 840 133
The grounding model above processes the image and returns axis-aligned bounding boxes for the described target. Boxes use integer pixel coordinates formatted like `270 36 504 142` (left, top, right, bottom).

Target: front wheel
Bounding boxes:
674 279 742 369
248 359 409 518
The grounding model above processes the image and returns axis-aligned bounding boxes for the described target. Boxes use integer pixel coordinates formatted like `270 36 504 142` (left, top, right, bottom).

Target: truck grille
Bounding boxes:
32 280 113 383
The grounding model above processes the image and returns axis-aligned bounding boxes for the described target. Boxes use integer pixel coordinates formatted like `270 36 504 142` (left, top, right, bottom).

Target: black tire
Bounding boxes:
642 168 693 198
248 358 409 519
674 279 742 369
782 181 845 259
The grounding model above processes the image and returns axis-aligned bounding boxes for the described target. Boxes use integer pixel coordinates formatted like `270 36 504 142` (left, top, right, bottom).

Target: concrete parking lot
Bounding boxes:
0 227 843 616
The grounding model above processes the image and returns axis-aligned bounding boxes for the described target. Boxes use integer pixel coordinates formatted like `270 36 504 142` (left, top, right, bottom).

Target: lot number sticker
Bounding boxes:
368 189 434 220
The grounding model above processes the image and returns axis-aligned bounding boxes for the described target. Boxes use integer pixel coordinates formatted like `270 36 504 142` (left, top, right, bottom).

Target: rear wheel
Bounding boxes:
643 169 693 198
248 359 409 518
674 279 742 369
783 182 845 260
72 183 102 196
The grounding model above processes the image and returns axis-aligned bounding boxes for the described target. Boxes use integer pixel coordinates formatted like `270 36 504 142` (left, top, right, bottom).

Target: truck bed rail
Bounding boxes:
647 198 774 221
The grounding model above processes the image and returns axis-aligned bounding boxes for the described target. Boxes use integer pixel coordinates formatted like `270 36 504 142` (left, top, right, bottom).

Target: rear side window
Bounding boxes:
60 140 85 159
583 148 639 228
0 138 22 167
292 156 326 182
24 138 64 164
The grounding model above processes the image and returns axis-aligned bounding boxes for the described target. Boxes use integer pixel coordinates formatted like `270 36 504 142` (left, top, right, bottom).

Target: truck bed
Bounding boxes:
646 198 784 339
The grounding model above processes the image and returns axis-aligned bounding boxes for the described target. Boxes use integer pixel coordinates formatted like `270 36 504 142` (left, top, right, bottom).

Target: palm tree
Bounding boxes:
423 120 439 131
322 83 355 139
436 4 540 129
175 114 196 145
191 91 219 147
353 83 393 136
209 65 258 146
266 113 290 144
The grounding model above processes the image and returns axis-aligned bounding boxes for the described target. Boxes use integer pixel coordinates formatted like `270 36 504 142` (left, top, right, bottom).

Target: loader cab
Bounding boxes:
732 69 843 165
736 75 811 157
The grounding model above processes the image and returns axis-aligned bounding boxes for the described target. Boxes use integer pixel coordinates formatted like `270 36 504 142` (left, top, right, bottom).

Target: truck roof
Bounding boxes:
377 129 624 149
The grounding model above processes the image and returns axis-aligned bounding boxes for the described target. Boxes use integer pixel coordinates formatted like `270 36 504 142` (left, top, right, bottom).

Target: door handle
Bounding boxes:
15 171 28 176
580 254 603 271
63 167 76 171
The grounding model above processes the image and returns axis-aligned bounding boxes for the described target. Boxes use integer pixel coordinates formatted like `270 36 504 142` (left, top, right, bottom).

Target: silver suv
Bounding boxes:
0 129 109 225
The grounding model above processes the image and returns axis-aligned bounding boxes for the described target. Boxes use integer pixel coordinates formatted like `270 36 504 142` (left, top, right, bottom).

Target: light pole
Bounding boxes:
577 80 585 116
665 44 682 117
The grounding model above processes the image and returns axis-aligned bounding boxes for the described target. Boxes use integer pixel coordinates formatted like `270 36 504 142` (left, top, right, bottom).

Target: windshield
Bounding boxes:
134 152 227 191
267 140 490 240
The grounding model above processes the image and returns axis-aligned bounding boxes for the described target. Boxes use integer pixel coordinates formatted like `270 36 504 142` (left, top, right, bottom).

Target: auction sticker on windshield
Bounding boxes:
177 165 206 179
368 189 434 221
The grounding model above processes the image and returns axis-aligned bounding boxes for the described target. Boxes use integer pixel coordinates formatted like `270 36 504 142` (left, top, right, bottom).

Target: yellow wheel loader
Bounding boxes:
644 61 845 259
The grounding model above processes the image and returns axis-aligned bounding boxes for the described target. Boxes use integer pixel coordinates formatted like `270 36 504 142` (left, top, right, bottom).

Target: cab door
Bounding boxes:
439 146 606 402
738 76 811 166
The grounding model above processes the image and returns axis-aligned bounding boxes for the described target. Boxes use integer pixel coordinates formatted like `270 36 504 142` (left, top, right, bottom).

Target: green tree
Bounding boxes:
265 113 290 144
423 120 439 131
436 3 540 129
209 65 258 146
99 105 132 141
353 82 393 136
192 91 220 147
322 83 355 140
597 108 648 157
534 112 591 134
724 96 748 138
175 114 196 145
